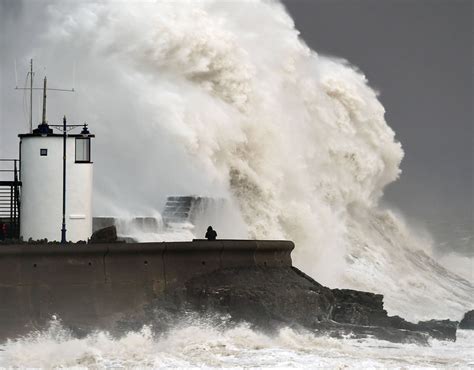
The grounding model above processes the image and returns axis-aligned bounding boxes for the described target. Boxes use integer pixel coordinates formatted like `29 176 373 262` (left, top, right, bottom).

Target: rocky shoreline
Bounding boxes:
118 266 460 345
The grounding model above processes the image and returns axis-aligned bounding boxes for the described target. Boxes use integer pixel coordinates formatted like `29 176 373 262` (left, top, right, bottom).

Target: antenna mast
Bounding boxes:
29 59 34 132
15 59 75 132
42 77 47 124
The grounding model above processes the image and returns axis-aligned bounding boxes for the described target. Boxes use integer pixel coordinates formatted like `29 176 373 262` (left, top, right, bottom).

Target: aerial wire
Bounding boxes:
14 59 18 88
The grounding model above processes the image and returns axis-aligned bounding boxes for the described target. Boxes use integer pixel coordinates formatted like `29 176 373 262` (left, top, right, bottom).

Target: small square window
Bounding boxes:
40 148 48 156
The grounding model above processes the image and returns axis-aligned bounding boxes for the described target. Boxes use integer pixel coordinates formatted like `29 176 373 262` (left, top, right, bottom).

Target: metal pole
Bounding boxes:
42 77 47 124
30 59 33 133
14 160 20 238
60 116 67 243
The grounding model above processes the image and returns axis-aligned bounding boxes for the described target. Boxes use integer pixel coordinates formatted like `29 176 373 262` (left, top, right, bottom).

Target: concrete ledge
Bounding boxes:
255 240 294 267
221 240 257 268
164 241 223 286
0 240 294 341
0 244 108 256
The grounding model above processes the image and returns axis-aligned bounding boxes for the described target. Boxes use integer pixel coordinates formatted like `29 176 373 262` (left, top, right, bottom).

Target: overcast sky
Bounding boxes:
283 0 472 255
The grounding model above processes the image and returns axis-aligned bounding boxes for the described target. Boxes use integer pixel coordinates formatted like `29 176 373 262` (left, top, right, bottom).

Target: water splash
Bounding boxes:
1 318 473 368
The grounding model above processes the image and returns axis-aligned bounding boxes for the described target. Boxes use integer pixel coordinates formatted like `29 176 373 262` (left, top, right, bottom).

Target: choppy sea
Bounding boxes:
1 319 473 368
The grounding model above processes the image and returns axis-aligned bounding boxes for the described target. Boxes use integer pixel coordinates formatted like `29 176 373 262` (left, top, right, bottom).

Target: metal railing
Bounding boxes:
0 159 20 181
0 159 21 239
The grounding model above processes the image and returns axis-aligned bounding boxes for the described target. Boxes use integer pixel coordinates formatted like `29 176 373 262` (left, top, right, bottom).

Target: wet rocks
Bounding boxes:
331 288 386 326
416 319 458 340
176 266 458 344
89 225 117 243
329 288 457 341
459 310 474 329
184 267 335 329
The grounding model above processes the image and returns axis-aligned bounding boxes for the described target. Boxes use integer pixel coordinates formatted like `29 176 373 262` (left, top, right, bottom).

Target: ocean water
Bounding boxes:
1 319 473 368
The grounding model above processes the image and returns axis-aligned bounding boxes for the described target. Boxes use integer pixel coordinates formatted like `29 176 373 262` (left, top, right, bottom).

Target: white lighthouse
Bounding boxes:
18 74 94 242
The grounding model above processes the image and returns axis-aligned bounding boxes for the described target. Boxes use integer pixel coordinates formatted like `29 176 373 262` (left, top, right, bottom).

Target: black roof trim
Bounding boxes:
18 133 95 138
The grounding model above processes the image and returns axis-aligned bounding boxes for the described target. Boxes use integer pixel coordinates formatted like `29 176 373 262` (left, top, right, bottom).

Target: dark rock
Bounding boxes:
89 225 117 243
117 236 137 243
315 321 429 345
459 310 474 329
113 266 457 345
331 288 386 326
184 267 335 329
326 286 457 341
417 319 458 341
175 267 455 343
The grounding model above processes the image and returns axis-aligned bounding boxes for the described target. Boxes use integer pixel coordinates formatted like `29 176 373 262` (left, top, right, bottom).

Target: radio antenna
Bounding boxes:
14 59 19 89
72 61 76 92
29 59 33 132
15 59 75 132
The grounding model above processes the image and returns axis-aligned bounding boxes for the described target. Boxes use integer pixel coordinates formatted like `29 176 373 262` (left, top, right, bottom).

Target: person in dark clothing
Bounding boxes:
205 226 217 240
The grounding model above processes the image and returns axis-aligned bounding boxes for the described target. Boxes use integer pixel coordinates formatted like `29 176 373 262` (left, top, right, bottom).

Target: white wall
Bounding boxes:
20 136 93 242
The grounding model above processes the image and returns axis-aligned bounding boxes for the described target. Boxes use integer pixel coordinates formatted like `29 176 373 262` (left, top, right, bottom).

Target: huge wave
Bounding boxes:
17 0 472 321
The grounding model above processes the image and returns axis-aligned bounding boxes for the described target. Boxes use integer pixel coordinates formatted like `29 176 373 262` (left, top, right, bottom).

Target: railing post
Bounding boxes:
13 160 19 238
10 185 13 238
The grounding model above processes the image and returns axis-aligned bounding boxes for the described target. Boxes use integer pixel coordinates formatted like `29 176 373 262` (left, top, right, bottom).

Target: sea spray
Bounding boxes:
1 317 473 368
11 0 473 321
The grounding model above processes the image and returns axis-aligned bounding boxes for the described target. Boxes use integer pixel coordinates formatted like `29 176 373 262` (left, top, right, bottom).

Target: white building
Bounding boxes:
19 122 94 242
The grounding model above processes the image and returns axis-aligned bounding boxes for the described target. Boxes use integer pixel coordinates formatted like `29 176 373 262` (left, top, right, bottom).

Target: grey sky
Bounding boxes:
283 0 473 255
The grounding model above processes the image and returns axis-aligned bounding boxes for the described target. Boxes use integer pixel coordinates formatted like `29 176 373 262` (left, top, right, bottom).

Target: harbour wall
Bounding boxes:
0 240 293 341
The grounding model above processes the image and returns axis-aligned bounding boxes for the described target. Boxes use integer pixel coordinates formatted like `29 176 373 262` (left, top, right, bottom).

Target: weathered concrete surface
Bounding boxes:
0 240 292 341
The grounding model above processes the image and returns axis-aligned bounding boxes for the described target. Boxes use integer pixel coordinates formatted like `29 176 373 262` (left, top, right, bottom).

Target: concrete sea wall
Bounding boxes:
0 240 293 341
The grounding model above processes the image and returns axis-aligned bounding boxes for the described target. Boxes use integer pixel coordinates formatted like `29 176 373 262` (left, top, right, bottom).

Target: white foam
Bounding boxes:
437 253 473 284
1 319 473 368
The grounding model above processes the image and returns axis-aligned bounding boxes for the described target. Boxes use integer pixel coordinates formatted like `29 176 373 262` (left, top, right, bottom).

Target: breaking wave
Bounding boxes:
20 0 472 321
1 318 473 368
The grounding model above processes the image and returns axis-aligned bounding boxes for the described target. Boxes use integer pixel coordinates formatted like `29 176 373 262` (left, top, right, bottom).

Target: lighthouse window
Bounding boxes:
75 138 90 163
40 148 48 156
